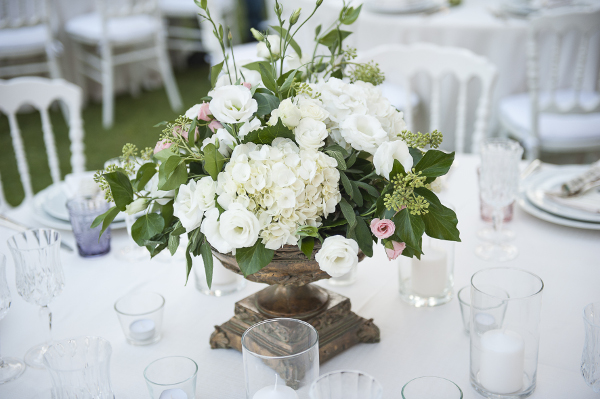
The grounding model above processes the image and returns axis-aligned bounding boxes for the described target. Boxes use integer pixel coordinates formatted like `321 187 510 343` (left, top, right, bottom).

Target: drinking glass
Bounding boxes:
193 256 246 296
458 285 509 335
476 139 523 261
144 356 198 399
582 302 600 393
0 253 26 384
327 264 357 287
7 229 65 369
67 197 111 257
402 376 463 398
43 336 114 399
310 370 383 399
243 318 319 399
114 292 164 345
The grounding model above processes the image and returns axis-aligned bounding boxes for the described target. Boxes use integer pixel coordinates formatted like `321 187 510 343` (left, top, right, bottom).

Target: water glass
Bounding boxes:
310 370 383 399
67 197 111 257
327 264 357 287
458 285 509 335
402 376 463 398
43 336 114 399
0 253 26 384
582 302 600 393
243 318 319 399
470 268 543 398
144 356 198 399
7 229 65 369
114 292 164 345
194 256 246 296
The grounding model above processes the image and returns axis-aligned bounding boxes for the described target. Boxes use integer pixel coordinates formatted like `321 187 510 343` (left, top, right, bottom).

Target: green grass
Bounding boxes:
0 64 211 207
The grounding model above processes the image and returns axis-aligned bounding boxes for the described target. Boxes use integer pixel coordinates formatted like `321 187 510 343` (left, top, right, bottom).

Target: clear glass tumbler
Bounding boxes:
144 356 198 399
582 302 600 393
458 285 509 335
402 376 463 398
114 292 164 345
470 268 544 398
7 229 65 369
243 318 319 399
193 256 246 296
67 197 111 257
43 336 114 399
309 370 383 399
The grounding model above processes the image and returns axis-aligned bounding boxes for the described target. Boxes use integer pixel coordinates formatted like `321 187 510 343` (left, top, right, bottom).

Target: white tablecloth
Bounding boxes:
1 154 599 398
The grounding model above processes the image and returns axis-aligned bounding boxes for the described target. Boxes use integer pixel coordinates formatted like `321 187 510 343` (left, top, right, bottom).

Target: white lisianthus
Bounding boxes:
146 173 175 205
194 176 217 211
125 198 148 215
215 68 262 89
256 35 281 59
294 118 328 150
239 118 262 139
201 128 236 157
219 203 260 249
373 140 413 179
173 180 204 231
339 114 389 155
296 96 329 122
315 235 359 277
285 49 311 72
430 177 444 193
201 208 234 254
208 85 257 124
269 98 301 128
185 104 202 120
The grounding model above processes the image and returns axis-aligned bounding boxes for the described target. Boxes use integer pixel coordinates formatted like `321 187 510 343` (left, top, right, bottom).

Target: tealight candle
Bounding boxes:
479 329 525 393
159 388 188 399
129 319 156 341
253 384 299 399
474 312 496 332
411 246 448 297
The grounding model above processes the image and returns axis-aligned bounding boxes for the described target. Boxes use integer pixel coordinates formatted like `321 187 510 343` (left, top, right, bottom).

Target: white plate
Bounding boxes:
41 184 126 223
365 0 439 14
525 166 600 223
517 195 600 230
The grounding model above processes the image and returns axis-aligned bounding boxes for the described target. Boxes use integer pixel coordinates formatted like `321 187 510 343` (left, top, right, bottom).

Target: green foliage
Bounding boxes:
242 119 295 145
299 237 315 259
415 188 461 242
398 130 443 149
103 171 134 211
235 241 275 277
131 214 165 246
392 208 425 258
134 163 157 192
202 143 225 180
340 4 362 25
270 26 302 57
210 61 224 88
318 30 352 47
200 241 213 288
254 92 280 116
384 161 429 215
414 150 455 179
158 156 187 191
91 206 120 239
349 61 385 86
259 63 278 93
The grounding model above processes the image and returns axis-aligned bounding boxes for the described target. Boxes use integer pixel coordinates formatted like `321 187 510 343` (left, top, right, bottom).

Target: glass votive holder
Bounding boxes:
581 302 600 393
327 264 357 287
242 318 319 399
398 237 455 307
470 268 544 398
114 292 164 345
193 256 246 296
67 197 111 257
144 356 198 399
402 376 463 398
458 286 509 335
309 370 383 399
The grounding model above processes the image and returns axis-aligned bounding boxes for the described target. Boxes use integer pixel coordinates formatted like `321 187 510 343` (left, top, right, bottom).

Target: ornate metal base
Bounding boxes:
210 286 380 363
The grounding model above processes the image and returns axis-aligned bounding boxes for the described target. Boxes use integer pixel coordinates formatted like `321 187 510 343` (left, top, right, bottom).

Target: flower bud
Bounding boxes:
274 1 282 17
290 8 302 25
316 0 323 6
250 28 264 42
125 198 149 215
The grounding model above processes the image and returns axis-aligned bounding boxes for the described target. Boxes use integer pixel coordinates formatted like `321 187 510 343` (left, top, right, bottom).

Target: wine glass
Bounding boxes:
0 253 26 383
476 139 523 261
7 229 65 369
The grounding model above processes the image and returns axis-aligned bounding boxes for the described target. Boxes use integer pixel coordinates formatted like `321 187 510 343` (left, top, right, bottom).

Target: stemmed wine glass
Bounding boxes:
0 253 26 383
7 229 65 369
476 138 523 261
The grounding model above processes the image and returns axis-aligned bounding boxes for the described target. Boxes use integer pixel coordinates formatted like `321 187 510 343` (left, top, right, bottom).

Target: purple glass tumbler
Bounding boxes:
67 197 111 257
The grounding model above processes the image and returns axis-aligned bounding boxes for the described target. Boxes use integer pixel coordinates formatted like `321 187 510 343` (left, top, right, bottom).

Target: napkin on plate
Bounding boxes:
561 160 600 195
547 188 600 214
63 171 101 199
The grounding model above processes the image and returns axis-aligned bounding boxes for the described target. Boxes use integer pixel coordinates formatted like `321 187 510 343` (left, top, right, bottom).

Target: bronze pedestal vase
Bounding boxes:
209 245 380 363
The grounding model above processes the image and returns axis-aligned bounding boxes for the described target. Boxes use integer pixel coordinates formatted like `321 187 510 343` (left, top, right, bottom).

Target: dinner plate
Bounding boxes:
517 195 600 230
525 166 600 223
365 0 439 14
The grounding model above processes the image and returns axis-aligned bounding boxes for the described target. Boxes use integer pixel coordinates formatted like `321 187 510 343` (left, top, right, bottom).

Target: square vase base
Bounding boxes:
209 287 380 363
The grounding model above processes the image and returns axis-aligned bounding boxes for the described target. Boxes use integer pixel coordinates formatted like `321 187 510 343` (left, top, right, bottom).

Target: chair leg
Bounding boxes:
101 43 115 129
155 34 183 112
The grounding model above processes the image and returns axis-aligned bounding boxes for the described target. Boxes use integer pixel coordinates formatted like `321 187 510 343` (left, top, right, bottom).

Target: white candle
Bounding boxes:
411 246 448 297
474 313 496 332
252 385 299 399
159 388 188 399
211 257 238 285
479 329 525 393
129 319 156 341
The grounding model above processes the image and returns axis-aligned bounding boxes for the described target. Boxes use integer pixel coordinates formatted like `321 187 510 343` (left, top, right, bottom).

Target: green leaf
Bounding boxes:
341 4 362 25
153 148 175 162
161 200 174 227
131 214 165 246
270 26 302 58
188 118 197 147
153 121 168 128
200 240 213 288
389 159 406 180
414 150 455 178
355 181 380 197
415 188 461 242
354 216 373 257
346 151 358 168
171 220 186 236
278 70 300 97
197 124 211 143
185 248 193 285
300 237 315 259
259 63 278 93
91 206 120 239
134 163 157 192
158 156 187 191
168 233 180 256
235 241 275 277
392 208 425 256
242 61 271 72
339 198 356 228
320 218 348 229
315 24 322 39
326 150 347 170
340 171 353 198
203 143 225 180
318 29 352 47
350 181 363 207
409 147 423 164
103 171 134 211
254 92 280 116
210 61 224 88
242 119 295 145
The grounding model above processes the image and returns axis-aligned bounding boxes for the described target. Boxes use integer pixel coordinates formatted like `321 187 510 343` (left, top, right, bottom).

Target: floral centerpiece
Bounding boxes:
92 0 460 287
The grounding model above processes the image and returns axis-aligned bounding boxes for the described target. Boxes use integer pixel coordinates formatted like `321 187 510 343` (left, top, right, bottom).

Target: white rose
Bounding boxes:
194 176 217 211
315 235 359 277
125 198 148 215
185 104 202 120
146 173 175 205
256 35 281 59
339 114 389 155
297 96 329 122
208 85 257 124
201 208 234 254
294 118 328 150
219 203 260 249
373 140 413 179
174 180 204 231
269 98 301 128
215 67 262 89
430 177 444 193
239 117 262 139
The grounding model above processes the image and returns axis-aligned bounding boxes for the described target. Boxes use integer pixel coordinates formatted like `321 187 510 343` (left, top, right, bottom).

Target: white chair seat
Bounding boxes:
499 91 600 150
65 13 159 45
0 25 48 57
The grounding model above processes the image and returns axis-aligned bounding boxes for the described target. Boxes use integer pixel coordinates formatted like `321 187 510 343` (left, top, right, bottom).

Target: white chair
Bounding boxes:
0 77 85 206
65 0 183 129
498 8 600 160
357 43 498 154
0 0 61 79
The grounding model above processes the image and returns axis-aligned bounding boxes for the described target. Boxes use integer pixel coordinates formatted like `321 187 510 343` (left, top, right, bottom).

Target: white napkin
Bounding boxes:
547 189 600 214
561 160 600 195
63 171 101 199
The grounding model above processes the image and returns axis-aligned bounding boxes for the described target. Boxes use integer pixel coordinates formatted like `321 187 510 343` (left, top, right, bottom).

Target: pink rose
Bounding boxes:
208 119 223 132
370 218 395 239
385 241 406 260
153 139 172 154
198 102 212 121
242 82 252 90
